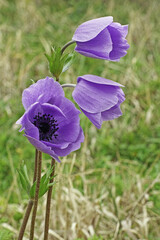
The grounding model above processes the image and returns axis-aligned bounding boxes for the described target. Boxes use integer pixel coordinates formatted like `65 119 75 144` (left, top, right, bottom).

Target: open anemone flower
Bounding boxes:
72 74 125 129
16 77 84 162
72 16 130 61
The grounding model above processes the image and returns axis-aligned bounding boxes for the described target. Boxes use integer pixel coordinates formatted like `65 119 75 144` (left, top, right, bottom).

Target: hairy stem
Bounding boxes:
17 149 39 240
30 151 42 240
18 200 33 240
33 149 38 183
61 40 76 54
44 158 56 240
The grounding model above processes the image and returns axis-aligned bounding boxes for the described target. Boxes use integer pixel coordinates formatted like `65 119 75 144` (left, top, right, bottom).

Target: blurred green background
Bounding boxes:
0 0 160 239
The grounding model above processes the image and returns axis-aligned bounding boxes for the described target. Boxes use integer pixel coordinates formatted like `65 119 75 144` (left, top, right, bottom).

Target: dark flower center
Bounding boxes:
33 112 59 141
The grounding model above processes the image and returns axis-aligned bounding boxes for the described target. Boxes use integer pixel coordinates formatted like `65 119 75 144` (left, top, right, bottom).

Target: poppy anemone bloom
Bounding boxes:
72 16 129 61
72 75 125 129
16 77 84 162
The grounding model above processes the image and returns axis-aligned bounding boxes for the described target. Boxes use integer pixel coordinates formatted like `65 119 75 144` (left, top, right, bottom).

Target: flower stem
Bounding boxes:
44 158 56 240
18 200 33 240
61 83 76 88
17 149 39 240
30 151 42 240
61 40 76 54
33 149 38 183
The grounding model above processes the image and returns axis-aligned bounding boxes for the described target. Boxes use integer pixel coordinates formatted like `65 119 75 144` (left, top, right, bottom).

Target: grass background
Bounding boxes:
0 0 160 239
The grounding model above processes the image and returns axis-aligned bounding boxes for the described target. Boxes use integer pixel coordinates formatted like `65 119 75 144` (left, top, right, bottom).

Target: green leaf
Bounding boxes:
30 181 36 199
62 52 75 73
44 53 51 62
17 164 31 195
30 166 56 199
38 173 50 198
45 46 75 79
48 182 55 187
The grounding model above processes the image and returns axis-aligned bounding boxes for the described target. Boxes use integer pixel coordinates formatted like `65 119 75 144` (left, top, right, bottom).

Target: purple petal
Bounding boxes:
75 28 112 59
55 96 81 119
101 106 122 121
73 49 110 60
16 103 40 139
109 47 129 61
25 134 60 162
42 141 70 149
101 89 125 121
117 88 125 103
69 127 84 151
22 77 64 110
81 110 102 129
110 23 129 37
72 79 119 113
53 127 84 157
72 16 113 42
50 97 81 142
108 23 130 61
17 113 39 139
58 117 80 142
77 75 124 87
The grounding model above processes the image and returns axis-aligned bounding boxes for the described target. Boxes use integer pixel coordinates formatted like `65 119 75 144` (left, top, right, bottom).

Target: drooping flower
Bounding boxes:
72 74 125 129
17 77 84 162
72 16 129 61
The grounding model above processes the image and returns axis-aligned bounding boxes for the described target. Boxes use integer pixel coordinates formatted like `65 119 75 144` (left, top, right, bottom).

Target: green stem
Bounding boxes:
17 149 39 240
61 40 76 54
30 151 42 240
44 158 56 240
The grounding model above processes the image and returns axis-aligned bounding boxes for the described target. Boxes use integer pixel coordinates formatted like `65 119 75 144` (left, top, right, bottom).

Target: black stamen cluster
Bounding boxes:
33 112 59 141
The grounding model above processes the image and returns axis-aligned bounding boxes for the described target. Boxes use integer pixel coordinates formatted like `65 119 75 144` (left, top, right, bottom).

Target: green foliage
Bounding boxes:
13 211 23 222
17 164 56 199
62 52 75 73
30 166 56 199
17 164 31 196
0 228 14 240
45 47 75 79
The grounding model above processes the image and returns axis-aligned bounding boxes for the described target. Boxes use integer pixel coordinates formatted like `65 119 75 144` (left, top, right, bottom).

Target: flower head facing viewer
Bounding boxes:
72 16 129 61
72 74 125 129
17 77 84 162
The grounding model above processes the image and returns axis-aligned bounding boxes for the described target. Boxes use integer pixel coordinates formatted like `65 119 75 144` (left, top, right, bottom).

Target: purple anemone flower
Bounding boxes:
72 16 129 61
16 77 84 162
72 74 125 129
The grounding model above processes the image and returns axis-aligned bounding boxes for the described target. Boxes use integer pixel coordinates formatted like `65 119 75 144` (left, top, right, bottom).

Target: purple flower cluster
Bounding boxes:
17 16 129 161
72 16 128 128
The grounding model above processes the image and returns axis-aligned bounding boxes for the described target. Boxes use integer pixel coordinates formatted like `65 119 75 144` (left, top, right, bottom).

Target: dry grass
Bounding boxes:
2 154 160 240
